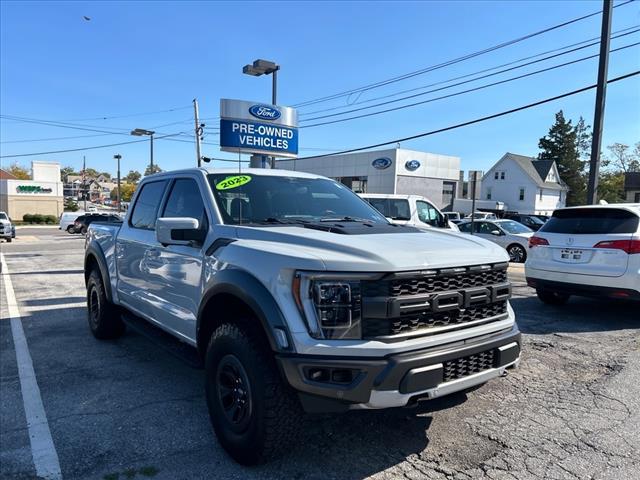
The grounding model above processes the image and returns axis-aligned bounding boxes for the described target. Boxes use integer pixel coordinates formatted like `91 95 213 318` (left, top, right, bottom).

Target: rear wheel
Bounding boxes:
536 288 570 305
507 244 527 263
87 270 125 339
205 323 303 465
81 226 88 235
66 225 74 233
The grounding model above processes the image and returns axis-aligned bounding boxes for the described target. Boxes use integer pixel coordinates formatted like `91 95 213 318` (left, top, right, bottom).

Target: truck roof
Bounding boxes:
146 167 327 181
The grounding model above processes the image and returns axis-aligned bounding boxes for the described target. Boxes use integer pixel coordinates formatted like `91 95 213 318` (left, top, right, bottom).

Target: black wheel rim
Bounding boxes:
509 246 524 262
89 286 100 328
216 354 252 432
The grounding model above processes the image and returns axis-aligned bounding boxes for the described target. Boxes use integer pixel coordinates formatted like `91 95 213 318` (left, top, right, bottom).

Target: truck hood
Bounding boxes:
232 225 508 271
0 219 11 227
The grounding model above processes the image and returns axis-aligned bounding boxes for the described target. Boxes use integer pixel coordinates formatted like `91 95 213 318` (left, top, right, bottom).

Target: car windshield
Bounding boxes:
207 174 388 225
498 220 532 234
0 213 7 220
526 216 545 225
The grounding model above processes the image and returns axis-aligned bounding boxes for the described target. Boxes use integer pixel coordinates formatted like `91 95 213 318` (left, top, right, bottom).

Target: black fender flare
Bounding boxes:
197 269 294 355
84 241 113 302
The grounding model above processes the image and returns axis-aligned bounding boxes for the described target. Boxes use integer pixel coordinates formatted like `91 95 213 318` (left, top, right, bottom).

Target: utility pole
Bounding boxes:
470 171 478 235
150 133 154 172
82 155 87 212
193 98 202 167
114 154 122 213
586 0 613 205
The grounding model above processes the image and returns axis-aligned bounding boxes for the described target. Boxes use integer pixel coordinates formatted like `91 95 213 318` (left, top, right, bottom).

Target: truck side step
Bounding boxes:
120 311 203 369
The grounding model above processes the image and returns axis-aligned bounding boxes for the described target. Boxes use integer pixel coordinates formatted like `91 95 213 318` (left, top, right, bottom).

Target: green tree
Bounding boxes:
538 111 588 206
64 197 79 212
125 170 142 184
83 167 99 178
6 162 30 179
99 171 112 180
109 183 136 202
597 171 626 203
61 166 77 182
144 164 162 176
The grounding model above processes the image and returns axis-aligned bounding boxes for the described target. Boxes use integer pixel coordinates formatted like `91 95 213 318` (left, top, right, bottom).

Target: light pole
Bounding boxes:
114 154 122 213
243 59 280 168
131 128 155 173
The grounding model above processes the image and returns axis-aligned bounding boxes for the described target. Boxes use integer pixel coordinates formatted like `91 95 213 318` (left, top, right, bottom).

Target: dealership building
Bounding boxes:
277 148 461 210
0 161 64 219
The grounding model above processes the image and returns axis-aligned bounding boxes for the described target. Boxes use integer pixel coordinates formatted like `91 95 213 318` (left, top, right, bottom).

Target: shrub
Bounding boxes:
32 214 44 224
23 213 34 223
44 215 57 224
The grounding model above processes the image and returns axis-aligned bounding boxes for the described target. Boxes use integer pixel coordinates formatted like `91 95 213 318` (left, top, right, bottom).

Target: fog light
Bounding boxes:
307 368 330 382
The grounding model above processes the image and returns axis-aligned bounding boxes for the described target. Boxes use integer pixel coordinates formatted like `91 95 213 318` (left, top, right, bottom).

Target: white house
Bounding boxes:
481 153 568 215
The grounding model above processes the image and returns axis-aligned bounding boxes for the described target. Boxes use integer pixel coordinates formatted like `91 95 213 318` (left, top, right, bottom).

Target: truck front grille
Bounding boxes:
360 263 510 340
443 349 496 382
362 301 507 337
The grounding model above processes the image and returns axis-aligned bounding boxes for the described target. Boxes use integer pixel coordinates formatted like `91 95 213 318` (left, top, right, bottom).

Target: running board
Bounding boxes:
120 311 202 369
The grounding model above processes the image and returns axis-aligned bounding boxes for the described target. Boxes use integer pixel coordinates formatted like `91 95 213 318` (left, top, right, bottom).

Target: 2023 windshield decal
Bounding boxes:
215 175 252 190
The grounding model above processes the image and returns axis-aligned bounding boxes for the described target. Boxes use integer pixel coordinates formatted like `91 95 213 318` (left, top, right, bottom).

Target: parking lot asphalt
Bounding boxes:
1 228 639 480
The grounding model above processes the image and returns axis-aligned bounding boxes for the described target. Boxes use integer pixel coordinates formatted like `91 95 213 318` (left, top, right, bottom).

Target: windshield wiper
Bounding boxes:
319 216 372 223
258 217 310 225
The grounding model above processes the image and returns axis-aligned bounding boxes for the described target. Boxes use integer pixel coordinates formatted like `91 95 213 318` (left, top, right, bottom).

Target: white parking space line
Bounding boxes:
1 253 62 480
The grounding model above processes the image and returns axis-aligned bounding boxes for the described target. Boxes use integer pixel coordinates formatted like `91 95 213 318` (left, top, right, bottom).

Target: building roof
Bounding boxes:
0 168 18 180
503 153 567 191
624 172 640 190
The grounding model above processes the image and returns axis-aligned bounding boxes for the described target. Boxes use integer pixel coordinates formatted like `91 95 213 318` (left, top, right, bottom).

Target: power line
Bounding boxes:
291 0 636 108
298 41 639 128
282 70 639 161
1 105 193 123
0 132 189 158
300 25 639 117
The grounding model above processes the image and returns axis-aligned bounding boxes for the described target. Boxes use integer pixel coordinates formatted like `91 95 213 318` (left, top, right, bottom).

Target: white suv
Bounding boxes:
525 204 640 304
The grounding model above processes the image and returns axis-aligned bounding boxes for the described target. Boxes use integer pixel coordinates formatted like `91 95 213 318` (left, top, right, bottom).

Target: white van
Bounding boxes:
59 212 82 232
359 194 459 231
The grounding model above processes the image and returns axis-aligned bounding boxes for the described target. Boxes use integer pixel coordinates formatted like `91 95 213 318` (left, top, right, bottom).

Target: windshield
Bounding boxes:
498 220 532 234
208 174 388 225
0 213 7 220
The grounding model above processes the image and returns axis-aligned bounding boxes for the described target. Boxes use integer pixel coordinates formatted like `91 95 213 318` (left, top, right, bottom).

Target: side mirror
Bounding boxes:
491 229 502 236
156 217 204 246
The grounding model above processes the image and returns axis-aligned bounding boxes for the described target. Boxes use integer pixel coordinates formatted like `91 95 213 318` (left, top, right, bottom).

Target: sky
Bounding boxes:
1 0 639 178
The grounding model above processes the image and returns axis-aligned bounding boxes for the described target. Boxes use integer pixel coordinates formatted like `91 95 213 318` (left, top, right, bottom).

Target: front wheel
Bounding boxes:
66 225 74 233
6 238 11 243
205 323 303 465
536 288 570 305
507 244 527 263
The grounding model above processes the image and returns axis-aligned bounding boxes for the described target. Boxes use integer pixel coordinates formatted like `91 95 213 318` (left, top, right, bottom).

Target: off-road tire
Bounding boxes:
205 322 303 465
87 269 125 339
536 288 570 306
507 244 527 263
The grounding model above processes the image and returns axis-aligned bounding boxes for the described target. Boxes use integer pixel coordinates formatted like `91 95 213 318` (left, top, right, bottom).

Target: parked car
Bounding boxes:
525 204 640 304
503 213 546 231
359 193 459 231
458 219 534 262
0 211 16 242
443 211 462 221
465 211 498 220
59 212 82 232
85 168 520 464
533 214 551 223
72 213 121 234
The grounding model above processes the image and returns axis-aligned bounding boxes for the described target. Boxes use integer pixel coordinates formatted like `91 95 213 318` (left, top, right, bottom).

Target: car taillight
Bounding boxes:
529 236 549 248
593 239 640 254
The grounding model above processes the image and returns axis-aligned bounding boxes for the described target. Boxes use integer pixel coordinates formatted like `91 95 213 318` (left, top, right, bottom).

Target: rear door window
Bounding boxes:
541 208 639 234
130 180 167 230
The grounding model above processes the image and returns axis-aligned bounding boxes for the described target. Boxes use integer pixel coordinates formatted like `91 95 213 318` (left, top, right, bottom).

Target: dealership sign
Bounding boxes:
405 160 421 171
220 99 298 158
372 157 392 170
16 185 53 194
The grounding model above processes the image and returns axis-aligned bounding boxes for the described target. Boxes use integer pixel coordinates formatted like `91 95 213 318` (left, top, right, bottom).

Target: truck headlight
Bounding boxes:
293 272 377 340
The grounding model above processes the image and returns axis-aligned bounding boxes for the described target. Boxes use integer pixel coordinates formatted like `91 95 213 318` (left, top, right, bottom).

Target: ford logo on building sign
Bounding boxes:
372 157 392 170
249 105 281 121
405 160 421 171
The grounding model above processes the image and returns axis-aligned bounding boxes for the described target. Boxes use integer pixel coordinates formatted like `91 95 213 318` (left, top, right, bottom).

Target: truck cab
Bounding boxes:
84 168 520 465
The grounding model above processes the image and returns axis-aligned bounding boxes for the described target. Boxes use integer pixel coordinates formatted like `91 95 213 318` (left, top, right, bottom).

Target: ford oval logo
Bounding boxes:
249 105 281 121
372 157 392 170
405 160 421 171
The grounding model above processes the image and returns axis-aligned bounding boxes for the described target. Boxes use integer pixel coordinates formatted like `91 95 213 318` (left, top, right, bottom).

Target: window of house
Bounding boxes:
500 172 505 180
494 171 499 179
519 188 525 201
486 187 492 200
539 189 543 200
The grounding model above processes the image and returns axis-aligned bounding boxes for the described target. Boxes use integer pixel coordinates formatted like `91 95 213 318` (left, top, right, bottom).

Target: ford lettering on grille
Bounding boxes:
249 105 281 120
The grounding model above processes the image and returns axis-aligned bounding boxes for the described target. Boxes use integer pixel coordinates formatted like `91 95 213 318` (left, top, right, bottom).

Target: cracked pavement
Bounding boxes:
1 229 638 479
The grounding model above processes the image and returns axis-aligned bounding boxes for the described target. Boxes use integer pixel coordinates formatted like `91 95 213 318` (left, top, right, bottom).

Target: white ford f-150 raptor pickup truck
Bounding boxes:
84 168 521 464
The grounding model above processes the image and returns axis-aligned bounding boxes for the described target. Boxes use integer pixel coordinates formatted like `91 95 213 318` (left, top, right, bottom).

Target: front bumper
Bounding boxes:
277 324 521 412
